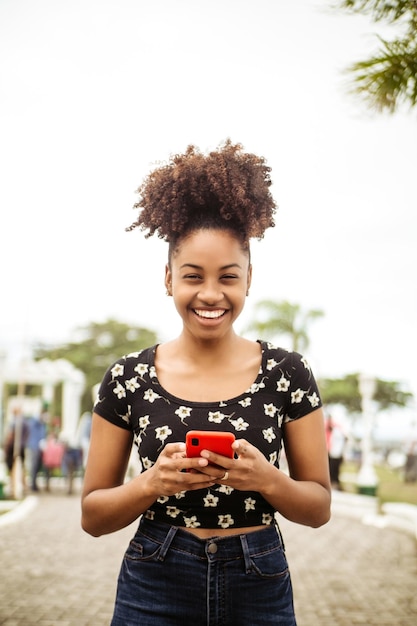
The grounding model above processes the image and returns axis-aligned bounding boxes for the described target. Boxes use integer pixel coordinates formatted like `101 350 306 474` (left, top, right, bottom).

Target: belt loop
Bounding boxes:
274 518 286 551
158 525 179 562
239 534 252 574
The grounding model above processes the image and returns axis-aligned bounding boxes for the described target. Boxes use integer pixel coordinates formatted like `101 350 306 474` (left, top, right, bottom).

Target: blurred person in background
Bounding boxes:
326 414 346 490
4 407 29 498
26 409 49 492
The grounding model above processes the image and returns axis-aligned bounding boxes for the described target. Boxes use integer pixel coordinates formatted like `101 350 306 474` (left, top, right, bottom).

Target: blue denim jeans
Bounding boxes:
111 517 296 625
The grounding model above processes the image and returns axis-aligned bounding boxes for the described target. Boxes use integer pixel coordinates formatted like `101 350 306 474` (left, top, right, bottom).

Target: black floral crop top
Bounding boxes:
93 341 322 529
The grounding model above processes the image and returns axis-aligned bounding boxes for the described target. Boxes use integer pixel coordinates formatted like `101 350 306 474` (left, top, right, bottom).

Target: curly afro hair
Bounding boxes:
126 140 277 248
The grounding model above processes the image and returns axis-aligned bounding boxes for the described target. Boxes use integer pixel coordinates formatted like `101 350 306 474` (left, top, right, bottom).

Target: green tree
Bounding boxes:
245 300 324 352
319 373 413 412
33 319 158 414
334 0 417 112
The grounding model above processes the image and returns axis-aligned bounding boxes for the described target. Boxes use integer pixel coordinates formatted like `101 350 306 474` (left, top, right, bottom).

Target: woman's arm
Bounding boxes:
81 413 220 537
81 414 148 536
264 408 331 527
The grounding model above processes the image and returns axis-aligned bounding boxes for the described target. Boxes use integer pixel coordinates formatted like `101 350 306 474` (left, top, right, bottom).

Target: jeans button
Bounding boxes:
208 542 218 554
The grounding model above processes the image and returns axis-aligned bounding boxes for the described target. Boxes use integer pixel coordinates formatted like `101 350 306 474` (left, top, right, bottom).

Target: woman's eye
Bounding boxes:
221 274 238 280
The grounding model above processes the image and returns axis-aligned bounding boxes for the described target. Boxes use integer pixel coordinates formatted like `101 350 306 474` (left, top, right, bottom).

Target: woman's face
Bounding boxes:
165 229 252 341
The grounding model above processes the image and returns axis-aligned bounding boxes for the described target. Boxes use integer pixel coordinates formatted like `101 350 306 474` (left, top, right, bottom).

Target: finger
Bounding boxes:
162 442 186 459
179 456 210 473
233 439 249 456
182 469 216 489
193 464 227 481
199 449 233 467
165 441 186 454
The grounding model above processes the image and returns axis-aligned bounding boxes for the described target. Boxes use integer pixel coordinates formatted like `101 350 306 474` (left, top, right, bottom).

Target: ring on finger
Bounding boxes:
220 471 229 481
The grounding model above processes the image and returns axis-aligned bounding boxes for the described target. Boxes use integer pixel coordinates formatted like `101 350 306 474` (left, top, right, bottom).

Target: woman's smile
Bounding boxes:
193 308 228 320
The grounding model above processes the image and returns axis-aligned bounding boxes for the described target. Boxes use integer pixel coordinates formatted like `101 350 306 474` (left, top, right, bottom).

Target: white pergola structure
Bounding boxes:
0 358 85 442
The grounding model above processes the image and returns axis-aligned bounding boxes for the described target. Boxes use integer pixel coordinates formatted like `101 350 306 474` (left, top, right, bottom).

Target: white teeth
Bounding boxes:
194 309 225 319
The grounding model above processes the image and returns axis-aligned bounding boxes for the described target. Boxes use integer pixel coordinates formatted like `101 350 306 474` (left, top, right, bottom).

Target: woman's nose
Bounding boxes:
198 280 222 303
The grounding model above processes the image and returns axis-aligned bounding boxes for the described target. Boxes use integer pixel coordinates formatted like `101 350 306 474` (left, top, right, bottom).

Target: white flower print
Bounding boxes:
266 358 278 371
139 415 150 430
262 513 273 525
113 382 126 399
134 363 149 377
247 380 266 394
111 363 124 378
142 456 153 470
217 484 234 495
269 451 278 465
308 392 320 408
230 417 249 431
157 495 169 504
175 406 192 424
301 357 311 372
203 493 219 507
218 514 234 528
145 510 155 520
277 376 290 392
126 351 140 358
175 490 186 500
155 425 172 444
144 388 160 403
184 516 201 528
208 411 226 424
117 405 131 424
125 377 140 393
262 427 276 443
149 366 157 378
245 497 256 512
239 397 251 408
291 388 305 404
166 506 181 518
264 403 278 418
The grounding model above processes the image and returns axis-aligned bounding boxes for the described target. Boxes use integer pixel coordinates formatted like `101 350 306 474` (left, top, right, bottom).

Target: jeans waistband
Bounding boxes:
138 517 284 562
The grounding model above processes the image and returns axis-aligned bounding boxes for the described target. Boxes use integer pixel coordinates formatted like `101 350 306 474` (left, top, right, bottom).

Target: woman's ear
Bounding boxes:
165 264 172 296
246 264 252 296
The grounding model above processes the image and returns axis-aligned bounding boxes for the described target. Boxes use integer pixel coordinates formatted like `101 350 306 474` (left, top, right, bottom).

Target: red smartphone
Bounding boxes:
186 430 235 460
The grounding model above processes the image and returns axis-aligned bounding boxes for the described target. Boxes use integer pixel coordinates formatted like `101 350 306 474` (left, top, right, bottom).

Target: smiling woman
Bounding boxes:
81 140 331 626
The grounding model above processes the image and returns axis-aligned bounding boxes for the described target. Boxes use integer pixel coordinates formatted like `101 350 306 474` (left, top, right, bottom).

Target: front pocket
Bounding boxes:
249 545 289 578
124 533 162 562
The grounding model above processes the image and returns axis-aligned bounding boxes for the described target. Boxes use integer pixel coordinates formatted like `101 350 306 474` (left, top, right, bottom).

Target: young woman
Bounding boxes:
81 141 331 625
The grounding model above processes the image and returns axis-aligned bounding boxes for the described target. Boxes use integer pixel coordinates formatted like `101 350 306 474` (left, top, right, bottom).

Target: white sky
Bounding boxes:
1 0 416 415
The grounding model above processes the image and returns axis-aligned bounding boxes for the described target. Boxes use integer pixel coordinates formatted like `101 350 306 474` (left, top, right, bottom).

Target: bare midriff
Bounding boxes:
182 524 267 539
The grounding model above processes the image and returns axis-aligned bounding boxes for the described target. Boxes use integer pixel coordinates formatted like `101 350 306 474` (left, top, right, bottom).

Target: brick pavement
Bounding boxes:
0 487 416 626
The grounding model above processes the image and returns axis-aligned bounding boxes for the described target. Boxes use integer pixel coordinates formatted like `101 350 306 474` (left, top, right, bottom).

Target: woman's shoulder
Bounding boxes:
258 341 315 377
258 340 291 362
103 344 158 380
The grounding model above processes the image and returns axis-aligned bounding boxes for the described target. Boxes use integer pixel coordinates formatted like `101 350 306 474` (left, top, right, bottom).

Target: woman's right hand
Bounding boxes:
145 442 218 497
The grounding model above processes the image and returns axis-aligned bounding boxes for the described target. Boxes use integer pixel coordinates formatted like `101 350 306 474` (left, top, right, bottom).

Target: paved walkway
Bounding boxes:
0 485 416 625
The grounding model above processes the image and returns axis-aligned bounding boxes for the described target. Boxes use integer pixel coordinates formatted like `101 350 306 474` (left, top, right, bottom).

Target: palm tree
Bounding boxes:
334 0 417 112
245 300 324 352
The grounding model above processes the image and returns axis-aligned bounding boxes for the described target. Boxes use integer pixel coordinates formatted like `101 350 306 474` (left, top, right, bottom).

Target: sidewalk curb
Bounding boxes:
331 490 417 540
0 495 39 528
380 502 417 540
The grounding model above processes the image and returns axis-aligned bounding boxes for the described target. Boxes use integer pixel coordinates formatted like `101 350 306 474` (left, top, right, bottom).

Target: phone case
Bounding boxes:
186 430 235 458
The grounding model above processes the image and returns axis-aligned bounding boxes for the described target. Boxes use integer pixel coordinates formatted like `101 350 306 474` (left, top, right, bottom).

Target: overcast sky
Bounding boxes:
1 0 416 421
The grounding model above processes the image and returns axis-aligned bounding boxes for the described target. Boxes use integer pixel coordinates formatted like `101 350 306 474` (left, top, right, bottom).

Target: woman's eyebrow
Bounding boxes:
179 263 242 270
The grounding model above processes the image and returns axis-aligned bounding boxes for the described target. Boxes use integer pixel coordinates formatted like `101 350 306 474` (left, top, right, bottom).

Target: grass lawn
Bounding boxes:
340 461 417 506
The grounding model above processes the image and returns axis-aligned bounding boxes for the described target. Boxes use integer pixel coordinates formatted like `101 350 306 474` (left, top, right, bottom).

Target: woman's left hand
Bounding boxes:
198 439 272 491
